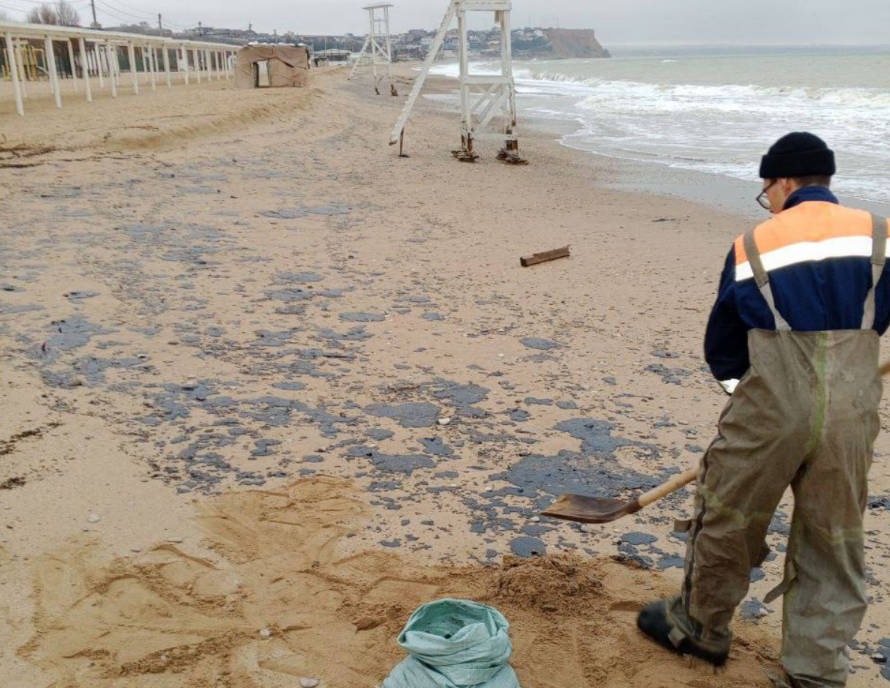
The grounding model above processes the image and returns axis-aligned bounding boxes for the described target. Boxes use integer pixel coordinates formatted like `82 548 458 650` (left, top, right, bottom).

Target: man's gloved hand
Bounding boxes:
718 379 739 395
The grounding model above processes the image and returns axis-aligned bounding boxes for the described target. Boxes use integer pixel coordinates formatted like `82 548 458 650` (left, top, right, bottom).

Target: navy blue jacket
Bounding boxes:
705 187 890 382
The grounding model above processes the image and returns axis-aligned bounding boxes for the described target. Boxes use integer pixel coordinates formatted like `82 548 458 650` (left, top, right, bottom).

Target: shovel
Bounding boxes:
541 468 698 524
542 359 890 525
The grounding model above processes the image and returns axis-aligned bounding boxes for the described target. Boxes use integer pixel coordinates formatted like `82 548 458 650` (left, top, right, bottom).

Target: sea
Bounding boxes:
429 45 890 208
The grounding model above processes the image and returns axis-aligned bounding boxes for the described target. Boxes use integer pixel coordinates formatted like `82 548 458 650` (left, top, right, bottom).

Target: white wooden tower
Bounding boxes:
349 4 398 96
390 0 523 163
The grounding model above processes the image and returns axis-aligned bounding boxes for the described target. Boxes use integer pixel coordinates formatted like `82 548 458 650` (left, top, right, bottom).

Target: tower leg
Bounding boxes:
453 8 476 161
496 9 525 164
384 5 397 96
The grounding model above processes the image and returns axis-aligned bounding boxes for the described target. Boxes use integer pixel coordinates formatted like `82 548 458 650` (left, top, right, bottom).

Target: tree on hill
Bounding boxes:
27 1 80 27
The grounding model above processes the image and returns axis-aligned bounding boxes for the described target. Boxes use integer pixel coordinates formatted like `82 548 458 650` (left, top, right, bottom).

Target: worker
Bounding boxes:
636 132 890 687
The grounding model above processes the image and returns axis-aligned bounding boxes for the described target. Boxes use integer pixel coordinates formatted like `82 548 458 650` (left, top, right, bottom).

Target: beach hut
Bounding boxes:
234 45 309 89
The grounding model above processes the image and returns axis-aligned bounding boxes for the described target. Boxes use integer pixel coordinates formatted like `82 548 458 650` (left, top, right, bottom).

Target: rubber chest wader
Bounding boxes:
666 215 886 687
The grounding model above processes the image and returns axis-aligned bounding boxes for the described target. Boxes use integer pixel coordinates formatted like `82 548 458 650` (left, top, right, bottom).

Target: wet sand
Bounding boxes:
1 65 889 686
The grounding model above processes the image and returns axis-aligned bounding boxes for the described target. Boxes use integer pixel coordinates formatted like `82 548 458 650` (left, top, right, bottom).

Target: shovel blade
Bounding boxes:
541 494 641 524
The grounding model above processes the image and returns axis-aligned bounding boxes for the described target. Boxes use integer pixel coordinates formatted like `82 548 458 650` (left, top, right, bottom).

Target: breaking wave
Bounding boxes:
429 57 890 205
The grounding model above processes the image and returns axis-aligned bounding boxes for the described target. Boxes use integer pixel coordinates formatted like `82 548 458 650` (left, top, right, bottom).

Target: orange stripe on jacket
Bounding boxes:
734 202 884 266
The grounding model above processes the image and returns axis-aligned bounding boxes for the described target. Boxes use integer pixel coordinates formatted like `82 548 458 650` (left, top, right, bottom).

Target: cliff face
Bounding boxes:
544 29 611 59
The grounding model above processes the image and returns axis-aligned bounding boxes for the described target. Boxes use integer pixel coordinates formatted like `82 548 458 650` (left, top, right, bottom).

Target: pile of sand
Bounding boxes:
493 555 603 614
19 477 780 688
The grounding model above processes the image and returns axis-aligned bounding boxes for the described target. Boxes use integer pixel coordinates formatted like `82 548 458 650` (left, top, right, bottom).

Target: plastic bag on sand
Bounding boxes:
382 598 520 688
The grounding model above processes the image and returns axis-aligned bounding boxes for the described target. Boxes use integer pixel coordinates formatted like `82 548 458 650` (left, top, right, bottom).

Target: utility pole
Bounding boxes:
158 14 162 32
90 0 99 29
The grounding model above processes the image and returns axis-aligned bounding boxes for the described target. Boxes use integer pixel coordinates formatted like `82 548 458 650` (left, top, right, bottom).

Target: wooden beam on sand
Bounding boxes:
520 246 571 268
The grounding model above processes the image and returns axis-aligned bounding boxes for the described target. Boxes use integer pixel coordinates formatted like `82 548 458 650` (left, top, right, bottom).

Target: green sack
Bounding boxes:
382 598 520 688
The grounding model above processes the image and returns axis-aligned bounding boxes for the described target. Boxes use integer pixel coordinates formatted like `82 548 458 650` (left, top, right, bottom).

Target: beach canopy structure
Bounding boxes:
313 48 351 66
390 0 523 163
1 20 237 117
349 4 397 96
233 45 309 89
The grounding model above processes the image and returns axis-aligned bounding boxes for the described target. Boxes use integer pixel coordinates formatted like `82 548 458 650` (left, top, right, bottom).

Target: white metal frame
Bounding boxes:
1 20 237 117
349 3 397 96
390 0 523 163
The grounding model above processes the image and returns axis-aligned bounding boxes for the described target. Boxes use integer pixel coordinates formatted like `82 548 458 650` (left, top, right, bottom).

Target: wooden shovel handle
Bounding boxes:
638 467 698 508
637 360 890 510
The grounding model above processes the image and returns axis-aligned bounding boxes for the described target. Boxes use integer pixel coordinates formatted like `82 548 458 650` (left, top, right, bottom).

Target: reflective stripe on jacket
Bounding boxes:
705 187 890 383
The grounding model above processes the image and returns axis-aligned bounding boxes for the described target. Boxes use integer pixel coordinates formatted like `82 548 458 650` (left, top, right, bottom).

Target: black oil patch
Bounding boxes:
46 315 112 353
431 380 490 418
260 209 308 219
509 536 547 557
272 381 307 391
739 599 770 621
277 271 324 283
418 437 454 457
492 418 661 501
346 445 435 474
339 312 385 323
365 402 440 428
645 363 691 385
519 337 560 351
316 326 371 342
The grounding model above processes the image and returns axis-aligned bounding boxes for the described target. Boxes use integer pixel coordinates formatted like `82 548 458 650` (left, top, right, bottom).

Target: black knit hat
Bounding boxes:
759 132 836 179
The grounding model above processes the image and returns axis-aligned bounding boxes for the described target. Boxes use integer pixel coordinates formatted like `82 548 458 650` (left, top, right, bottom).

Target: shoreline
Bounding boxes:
419 65 890 218
1 65 888 686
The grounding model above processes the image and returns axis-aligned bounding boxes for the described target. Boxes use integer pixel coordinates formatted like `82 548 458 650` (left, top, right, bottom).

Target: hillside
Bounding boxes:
545 29 611 58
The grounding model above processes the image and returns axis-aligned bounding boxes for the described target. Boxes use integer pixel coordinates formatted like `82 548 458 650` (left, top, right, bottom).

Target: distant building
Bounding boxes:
313 49 351 66
124 24 611 62
106 23 173 38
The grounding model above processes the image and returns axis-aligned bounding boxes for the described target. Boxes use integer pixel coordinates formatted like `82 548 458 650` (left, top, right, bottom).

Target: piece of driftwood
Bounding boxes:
520 246 570 268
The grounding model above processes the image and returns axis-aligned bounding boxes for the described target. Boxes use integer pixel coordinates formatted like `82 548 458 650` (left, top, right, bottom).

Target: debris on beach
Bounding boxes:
520 246 571 268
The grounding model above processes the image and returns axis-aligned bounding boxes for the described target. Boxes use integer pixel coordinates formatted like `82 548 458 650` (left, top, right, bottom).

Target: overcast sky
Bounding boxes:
3 0 890 45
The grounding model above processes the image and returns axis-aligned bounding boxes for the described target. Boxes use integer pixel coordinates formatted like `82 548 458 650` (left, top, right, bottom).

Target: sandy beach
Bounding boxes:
1 64 888 687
